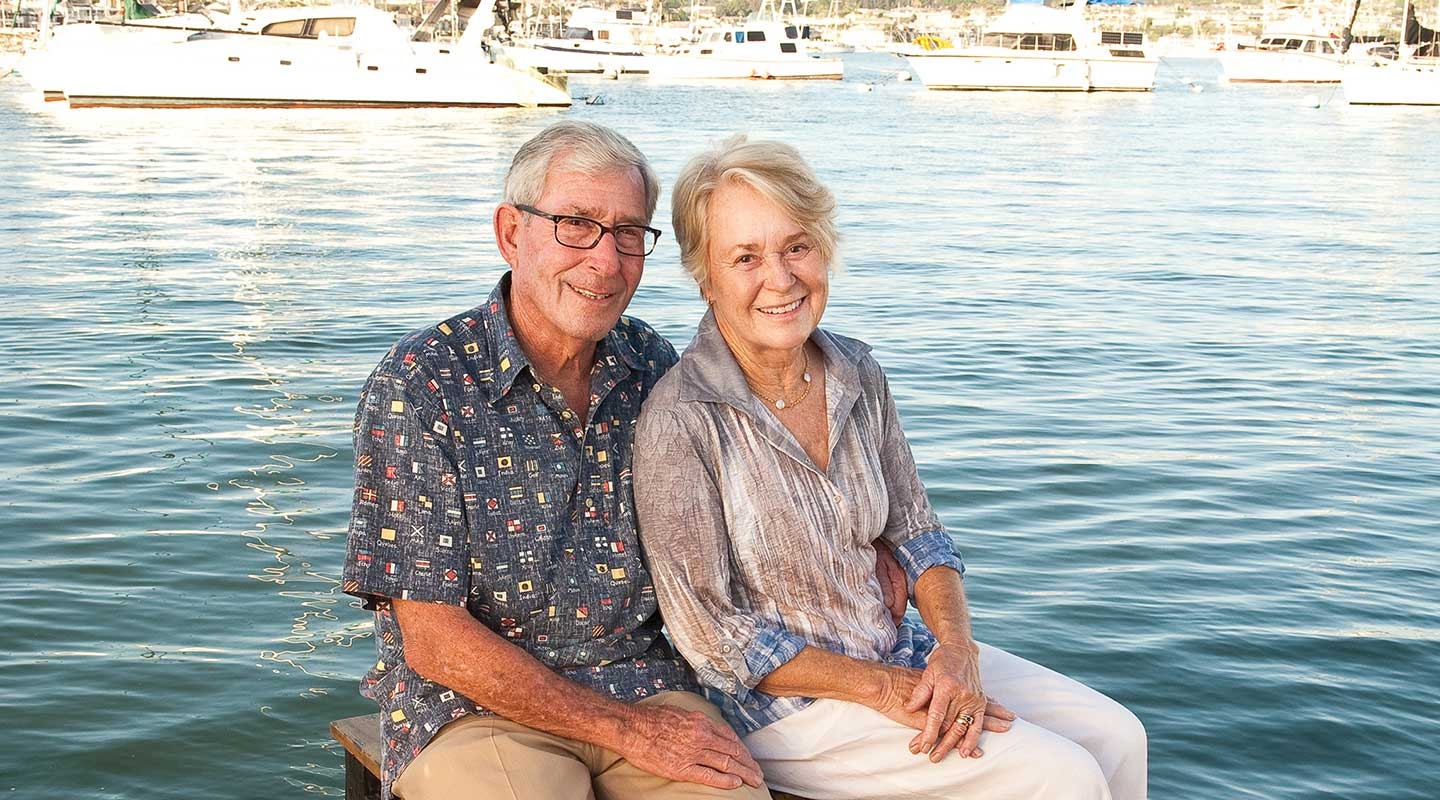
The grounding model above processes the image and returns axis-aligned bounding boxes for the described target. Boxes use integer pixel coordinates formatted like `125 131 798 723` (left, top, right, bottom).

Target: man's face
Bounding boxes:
499 164 649 356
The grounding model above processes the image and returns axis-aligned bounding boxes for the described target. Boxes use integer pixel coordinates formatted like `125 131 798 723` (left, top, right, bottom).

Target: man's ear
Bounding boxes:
495 204 523 267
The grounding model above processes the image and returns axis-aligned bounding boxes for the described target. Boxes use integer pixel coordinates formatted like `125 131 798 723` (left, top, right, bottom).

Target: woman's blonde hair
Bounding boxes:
671 134 839 292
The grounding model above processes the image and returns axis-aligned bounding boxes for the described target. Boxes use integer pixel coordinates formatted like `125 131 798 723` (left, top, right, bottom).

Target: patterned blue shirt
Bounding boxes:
342 274 698 798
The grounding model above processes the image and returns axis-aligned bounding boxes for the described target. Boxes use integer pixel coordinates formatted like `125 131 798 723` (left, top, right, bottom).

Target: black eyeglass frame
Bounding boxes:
513 203 662 257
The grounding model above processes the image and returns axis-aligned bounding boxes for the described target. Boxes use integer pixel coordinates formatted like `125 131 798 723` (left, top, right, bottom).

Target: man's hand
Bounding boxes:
874 540 908 625
866 662 1014 760
614 702 765 790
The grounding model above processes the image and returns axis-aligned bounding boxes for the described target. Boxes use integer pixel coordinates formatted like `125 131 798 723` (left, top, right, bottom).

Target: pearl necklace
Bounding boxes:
749 349 813 410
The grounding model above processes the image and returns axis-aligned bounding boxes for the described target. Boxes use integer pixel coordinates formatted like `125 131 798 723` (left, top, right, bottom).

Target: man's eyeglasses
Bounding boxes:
514 204 661 258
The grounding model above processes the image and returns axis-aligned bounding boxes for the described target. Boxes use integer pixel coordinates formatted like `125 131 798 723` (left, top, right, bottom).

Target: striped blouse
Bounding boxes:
634 311 964 733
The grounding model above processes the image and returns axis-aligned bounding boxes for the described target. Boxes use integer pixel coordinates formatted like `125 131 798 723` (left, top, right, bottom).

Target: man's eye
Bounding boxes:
560 217 594 230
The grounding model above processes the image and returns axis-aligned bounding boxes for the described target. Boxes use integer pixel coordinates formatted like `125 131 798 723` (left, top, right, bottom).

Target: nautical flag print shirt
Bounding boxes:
342 274 698 798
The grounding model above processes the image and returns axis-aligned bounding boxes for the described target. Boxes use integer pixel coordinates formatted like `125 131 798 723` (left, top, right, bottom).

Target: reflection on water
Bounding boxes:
3 56 1439 798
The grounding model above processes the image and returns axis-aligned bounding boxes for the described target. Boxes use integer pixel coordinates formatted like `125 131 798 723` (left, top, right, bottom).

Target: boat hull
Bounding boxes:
905 49 1156 91
1342 60 1440 105
42 30 571 108
640 53 842 80
1217 49 1342 83
496 41 651 75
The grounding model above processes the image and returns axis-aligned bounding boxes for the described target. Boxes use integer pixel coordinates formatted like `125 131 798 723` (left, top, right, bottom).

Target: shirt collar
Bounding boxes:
478 272 650 403
676 309 872 417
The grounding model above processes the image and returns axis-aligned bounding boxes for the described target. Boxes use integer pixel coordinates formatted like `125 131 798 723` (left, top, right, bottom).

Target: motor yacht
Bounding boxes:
26 2 571 109
903 0 1156 92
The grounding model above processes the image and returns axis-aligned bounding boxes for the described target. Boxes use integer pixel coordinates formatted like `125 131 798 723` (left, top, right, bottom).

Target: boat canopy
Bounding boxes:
1405 4 1439 47
1013 0 1145 5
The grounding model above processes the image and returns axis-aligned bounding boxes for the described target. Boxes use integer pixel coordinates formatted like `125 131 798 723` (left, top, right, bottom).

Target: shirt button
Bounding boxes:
562 410 573 419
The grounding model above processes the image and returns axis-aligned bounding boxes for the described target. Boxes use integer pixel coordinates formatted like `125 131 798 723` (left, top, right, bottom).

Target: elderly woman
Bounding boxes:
634 135 1147 800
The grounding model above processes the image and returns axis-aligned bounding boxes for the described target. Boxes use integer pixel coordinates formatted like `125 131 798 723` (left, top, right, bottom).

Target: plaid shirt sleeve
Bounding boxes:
342 347 471 608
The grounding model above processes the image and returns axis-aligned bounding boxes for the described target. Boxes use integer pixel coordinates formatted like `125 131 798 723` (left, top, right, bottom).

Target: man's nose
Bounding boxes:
585 231 625 272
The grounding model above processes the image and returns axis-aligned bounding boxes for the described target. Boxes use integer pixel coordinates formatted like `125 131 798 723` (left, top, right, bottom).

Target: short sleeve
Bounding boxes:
342 351 472 608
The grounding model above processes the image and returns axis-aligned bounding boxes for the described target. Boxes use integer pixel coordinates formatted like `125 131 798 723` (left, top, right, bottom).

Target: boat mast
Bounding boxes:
1340 0 1363 52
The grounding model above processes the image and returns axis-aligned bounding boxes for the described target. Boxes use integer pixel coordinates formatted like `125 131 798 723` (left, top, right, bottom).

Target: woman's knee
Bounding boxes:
1003 728 1110 800
1088 699 1148 772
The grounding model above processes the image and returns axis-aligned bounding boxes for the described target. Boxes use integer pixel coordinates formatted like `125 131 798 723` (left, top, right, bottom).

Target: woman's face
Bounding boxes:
703 181 829 361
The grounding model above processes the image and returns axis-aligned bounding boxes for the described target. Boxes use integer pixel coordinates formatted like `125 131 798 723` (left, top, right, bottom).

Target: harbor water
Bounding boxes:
1 55 1437 798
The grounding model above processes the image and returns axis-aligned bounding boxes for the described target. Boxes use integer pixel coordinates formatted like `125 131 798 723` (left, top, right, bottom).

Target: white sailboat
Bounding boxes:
1342 0 1440 105
642 10 843 81
492 4 674 75
495 0 842 81
902 0 1156 92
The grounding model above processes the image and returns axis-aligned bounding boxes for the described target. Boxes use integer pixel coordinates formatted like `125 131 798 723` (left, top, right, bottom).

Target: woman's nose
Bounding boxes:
762 252 796 288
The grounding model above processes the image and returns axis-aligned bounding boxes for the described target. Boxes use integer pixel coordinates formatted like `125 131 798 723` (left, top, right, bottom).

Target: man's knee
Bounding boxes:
394 717 588 800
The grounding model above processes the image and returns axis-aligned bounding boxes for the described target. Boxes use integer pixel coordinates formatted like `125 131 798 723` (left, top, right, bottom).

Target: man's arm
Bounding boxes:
394 599 763 790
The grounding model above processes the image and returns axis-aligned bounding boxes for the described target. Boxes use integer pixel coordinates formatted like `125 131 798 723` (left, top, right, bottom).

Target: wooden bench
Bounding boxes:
332 713 809 800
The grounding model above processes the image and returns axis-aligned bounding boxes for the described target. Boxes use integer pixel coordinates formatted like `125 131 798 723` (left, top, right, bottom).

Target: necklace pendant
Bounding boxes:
775 398 786 410
803 371 812 383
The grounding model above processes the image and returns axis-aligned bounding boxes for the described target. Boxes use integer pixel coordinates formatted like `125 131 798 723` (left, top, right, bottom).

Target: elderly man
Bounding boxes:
341 121 771 800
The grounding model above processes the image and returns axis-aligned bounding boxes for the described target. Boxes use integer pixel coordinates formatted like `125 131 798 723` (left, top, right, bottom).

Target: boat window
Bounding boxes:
261 19 307 37
1018 34 1038 50
1123 32 1143 45
747 30 766 42
1056 33 1075 50
724 32 733 42
785 25 798 39
982 32 1020 48
616 9 633 20
597 30 609 40
780 42 797 53
1303 40 1316 52
1319 40 1334 53
1285 39 1302 50
308 17 356 38
1101 30 1121 44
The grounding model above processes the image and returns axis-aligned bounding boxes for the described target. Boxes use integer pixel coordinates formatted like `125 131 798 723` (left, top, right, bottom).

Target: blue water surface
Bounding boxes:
1 54 1437 798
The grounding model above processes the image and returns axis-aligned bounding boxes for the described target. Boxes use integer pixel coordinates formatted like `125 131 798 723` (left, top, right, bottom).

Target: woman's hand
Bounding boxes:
903 642 1016 760
867 661 1014 760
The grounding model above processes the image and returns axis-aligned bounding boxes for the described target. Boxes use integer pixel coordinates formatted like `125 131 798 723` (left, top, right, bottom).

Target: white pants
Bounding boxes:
743 643 1147 800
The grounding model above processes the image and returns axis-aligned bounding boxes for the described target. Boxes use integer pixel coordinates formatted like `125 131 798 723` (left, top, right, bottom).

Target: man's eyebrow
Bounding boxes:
559 205 649 226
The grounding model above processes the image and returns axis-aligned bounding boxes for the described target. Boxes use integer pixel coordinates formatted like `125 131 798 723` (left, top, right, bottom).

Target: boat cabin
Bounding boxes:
689 22 807 56
1243 35 1340 54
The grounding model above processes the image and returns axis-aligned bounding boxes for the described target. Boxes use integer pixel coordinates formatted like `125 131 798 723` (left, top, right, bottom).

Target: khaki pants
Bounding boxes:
393 690 773 800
